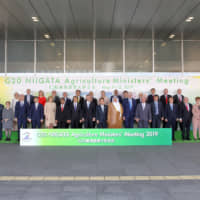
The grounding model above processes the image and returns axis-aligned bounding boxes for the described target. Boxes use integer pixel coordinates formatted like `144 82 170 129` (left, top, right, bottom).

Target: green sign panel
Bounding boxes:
20 128 172 146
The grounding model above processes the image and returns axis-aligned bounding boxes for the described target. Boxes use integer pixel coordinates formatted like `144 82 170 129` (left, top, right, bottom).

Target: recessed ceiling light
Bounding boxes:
185 16 194 22
44 34 50 39
169 34 175 39
32 17 39 22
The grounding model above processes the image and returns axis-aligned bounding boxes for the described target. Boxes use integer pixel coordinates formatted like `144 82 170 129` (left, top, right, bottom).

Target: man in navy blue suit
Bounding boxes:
151 95 164 128
122 91 137 128
24 89 34 110
164 97 179 141
96 98 108 128
15 94 29 141
110 89 123 104
28 97 44 128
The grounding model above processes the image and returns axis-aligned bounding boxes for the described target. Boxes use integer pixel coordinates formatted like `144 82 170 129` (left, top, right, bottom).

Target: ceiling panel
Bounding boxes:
0 0 200 40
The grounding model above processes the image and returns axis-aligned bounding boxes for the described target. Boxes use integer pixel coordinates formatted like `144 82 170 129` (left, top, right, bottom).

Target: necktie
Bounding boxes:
155 103 158 115
35 104 37 110
179 96 181 102
101 106 104 112
170 104 173 111
129 100 132 110
186 104 189 111
74 103 77 111
61 104 64 112
165 96 168 104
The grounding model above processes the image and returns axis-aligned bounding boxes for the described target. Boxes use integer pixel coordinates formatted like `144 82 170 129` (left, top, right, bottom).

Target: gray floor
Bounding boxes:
0 143 200 199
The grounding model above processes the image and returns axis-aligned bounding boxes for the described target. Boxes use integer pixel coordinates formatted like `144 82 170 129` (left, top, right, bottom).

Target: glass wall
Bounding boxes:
37 40 64 73
66 40 93 72
7 41 34 73
125 40 152 72
0 40 4 73
155 40 181 72
184 41 200 72
96 40 123 72
0 39 200 73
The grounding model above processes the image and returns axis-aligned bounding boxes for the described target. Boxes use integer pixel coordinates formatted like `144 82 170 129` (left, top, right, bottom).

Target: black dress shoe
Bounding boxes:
187 138 190 140
5 137 9 141
172 138 176 141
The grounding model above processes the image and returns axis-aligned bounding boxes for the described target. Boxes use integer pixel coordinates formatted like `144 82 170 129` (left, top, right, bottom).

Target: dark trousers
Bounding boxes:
182 119 191 139
166 120 176 140
97 122 107 128
84 119 93 128
124 116 134 128
32 120 41 128
58 121 68 128
175 121 183 131
138 120 148 128
0 122 2 139
152 115 161 128
71 120 79 128
17 119 27 140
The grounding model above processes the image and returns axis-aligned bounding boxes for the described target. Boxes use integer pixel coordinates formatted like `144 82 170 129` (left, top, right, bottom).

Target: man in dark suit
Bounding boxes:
173 88 184 131
0 102 4 140
82 94 96 128
135 96 152 128
110 89 123 104
76 89 84 108
24 89 34 110
96 98 108 128
179 97 193 140
136 92 144 105
52 90 60 107
15 94 29 141
28 97 44 128
151 95 164 128
122 91 137 128
164 97 179 141
62 92 71 107
160 88 172 127
70 96 82 128
147 88 156 104
56 98 71 128
89 91 97 128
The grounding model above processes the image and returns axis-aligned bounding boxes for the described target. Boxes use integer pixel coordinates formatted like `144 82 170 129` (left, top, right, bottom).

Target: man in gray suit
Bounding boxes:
135 95 152 128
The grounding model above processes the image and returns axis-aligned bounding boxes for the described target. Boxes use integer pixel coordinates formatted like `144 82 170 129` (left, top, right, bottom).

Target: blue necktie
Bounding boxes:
129 99 132 110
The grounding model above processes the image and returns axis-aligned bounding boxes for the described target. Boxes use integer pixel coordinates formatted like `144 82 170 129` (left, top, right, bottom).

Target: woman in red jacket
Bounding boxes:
38 90 46 107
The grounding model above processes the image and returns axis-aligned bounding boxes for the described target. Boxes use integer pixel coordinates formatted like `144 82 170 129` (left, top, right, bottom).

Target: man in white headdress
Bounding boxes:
107 97 123 128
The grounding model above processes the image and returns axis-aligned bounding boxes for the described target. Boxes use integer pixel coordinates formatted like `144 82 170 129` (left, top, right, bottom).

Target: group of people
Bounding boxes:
0 88 199 142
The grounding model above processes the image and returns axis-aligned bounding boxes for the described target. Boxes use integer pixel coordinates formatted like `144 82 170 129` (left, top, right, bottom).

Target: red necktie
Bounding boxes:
186 104 189 111
61 105 64 112
165 96 168 104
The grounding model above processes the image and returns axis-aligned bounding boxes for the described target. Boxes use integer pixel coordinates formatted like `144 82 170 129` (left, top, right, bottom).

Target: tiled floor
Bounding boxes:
0 143 200 199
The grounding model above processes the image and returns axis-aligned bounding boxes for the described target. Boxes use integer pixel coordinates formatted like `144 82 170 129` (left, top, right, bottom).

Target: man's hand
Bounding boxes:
149 120 152 123
28 119 31 122
161 117 164 121
165 119 168 122
96 120 99 124
92 117 96 122
123 116 125 120
135 118 139 123
14 118 18 122
67 120 71 124
179 118 182 123
40 119 43 123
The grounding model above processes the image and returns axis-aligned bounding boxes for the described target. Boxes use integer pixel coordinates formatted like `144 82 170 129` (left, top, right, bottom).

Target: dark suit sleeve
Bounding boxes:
164 106 168 120
148 104 152 121
15 103 19 118
96 106 100 121
40 105 44 120
135 105 139 119
92 103 96 118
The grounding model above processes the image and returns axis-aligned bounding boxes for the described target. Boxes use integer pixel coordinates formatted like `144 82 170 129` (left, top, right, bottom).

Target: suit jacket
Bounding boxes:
147 94 156 104
29 103 44 121
180 103 192 122
110 95 123 104
160 94 172 108
92 98 98 107
135 103 152 121
15 101 29 120
122 98 137 119
136 98 142 105
82 101 96 121
151 101 164 119
165 104 179 121
192 104 200 121
53 96 60 107
173 94 184 104
56 103 71 122
0 104 4 121
70 102 82 122
96 105 108 123
77 96 84 107
24 95 34 107
64 98 71 107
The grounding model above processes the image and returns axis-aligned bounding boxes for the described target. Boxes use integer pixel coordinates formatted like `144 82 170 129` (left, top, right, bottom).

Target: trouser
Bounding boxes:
97 122 107 128
17 119 27 141
0 121 2 139
175 121 183 131
32 120 41 128
192 119 200 139
166 120 176 140
84 119 93 128
182 119 191 139
138 120 149 128
152 115 161 128
58 121 68 128
124 117 134 128
71 120 79 128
